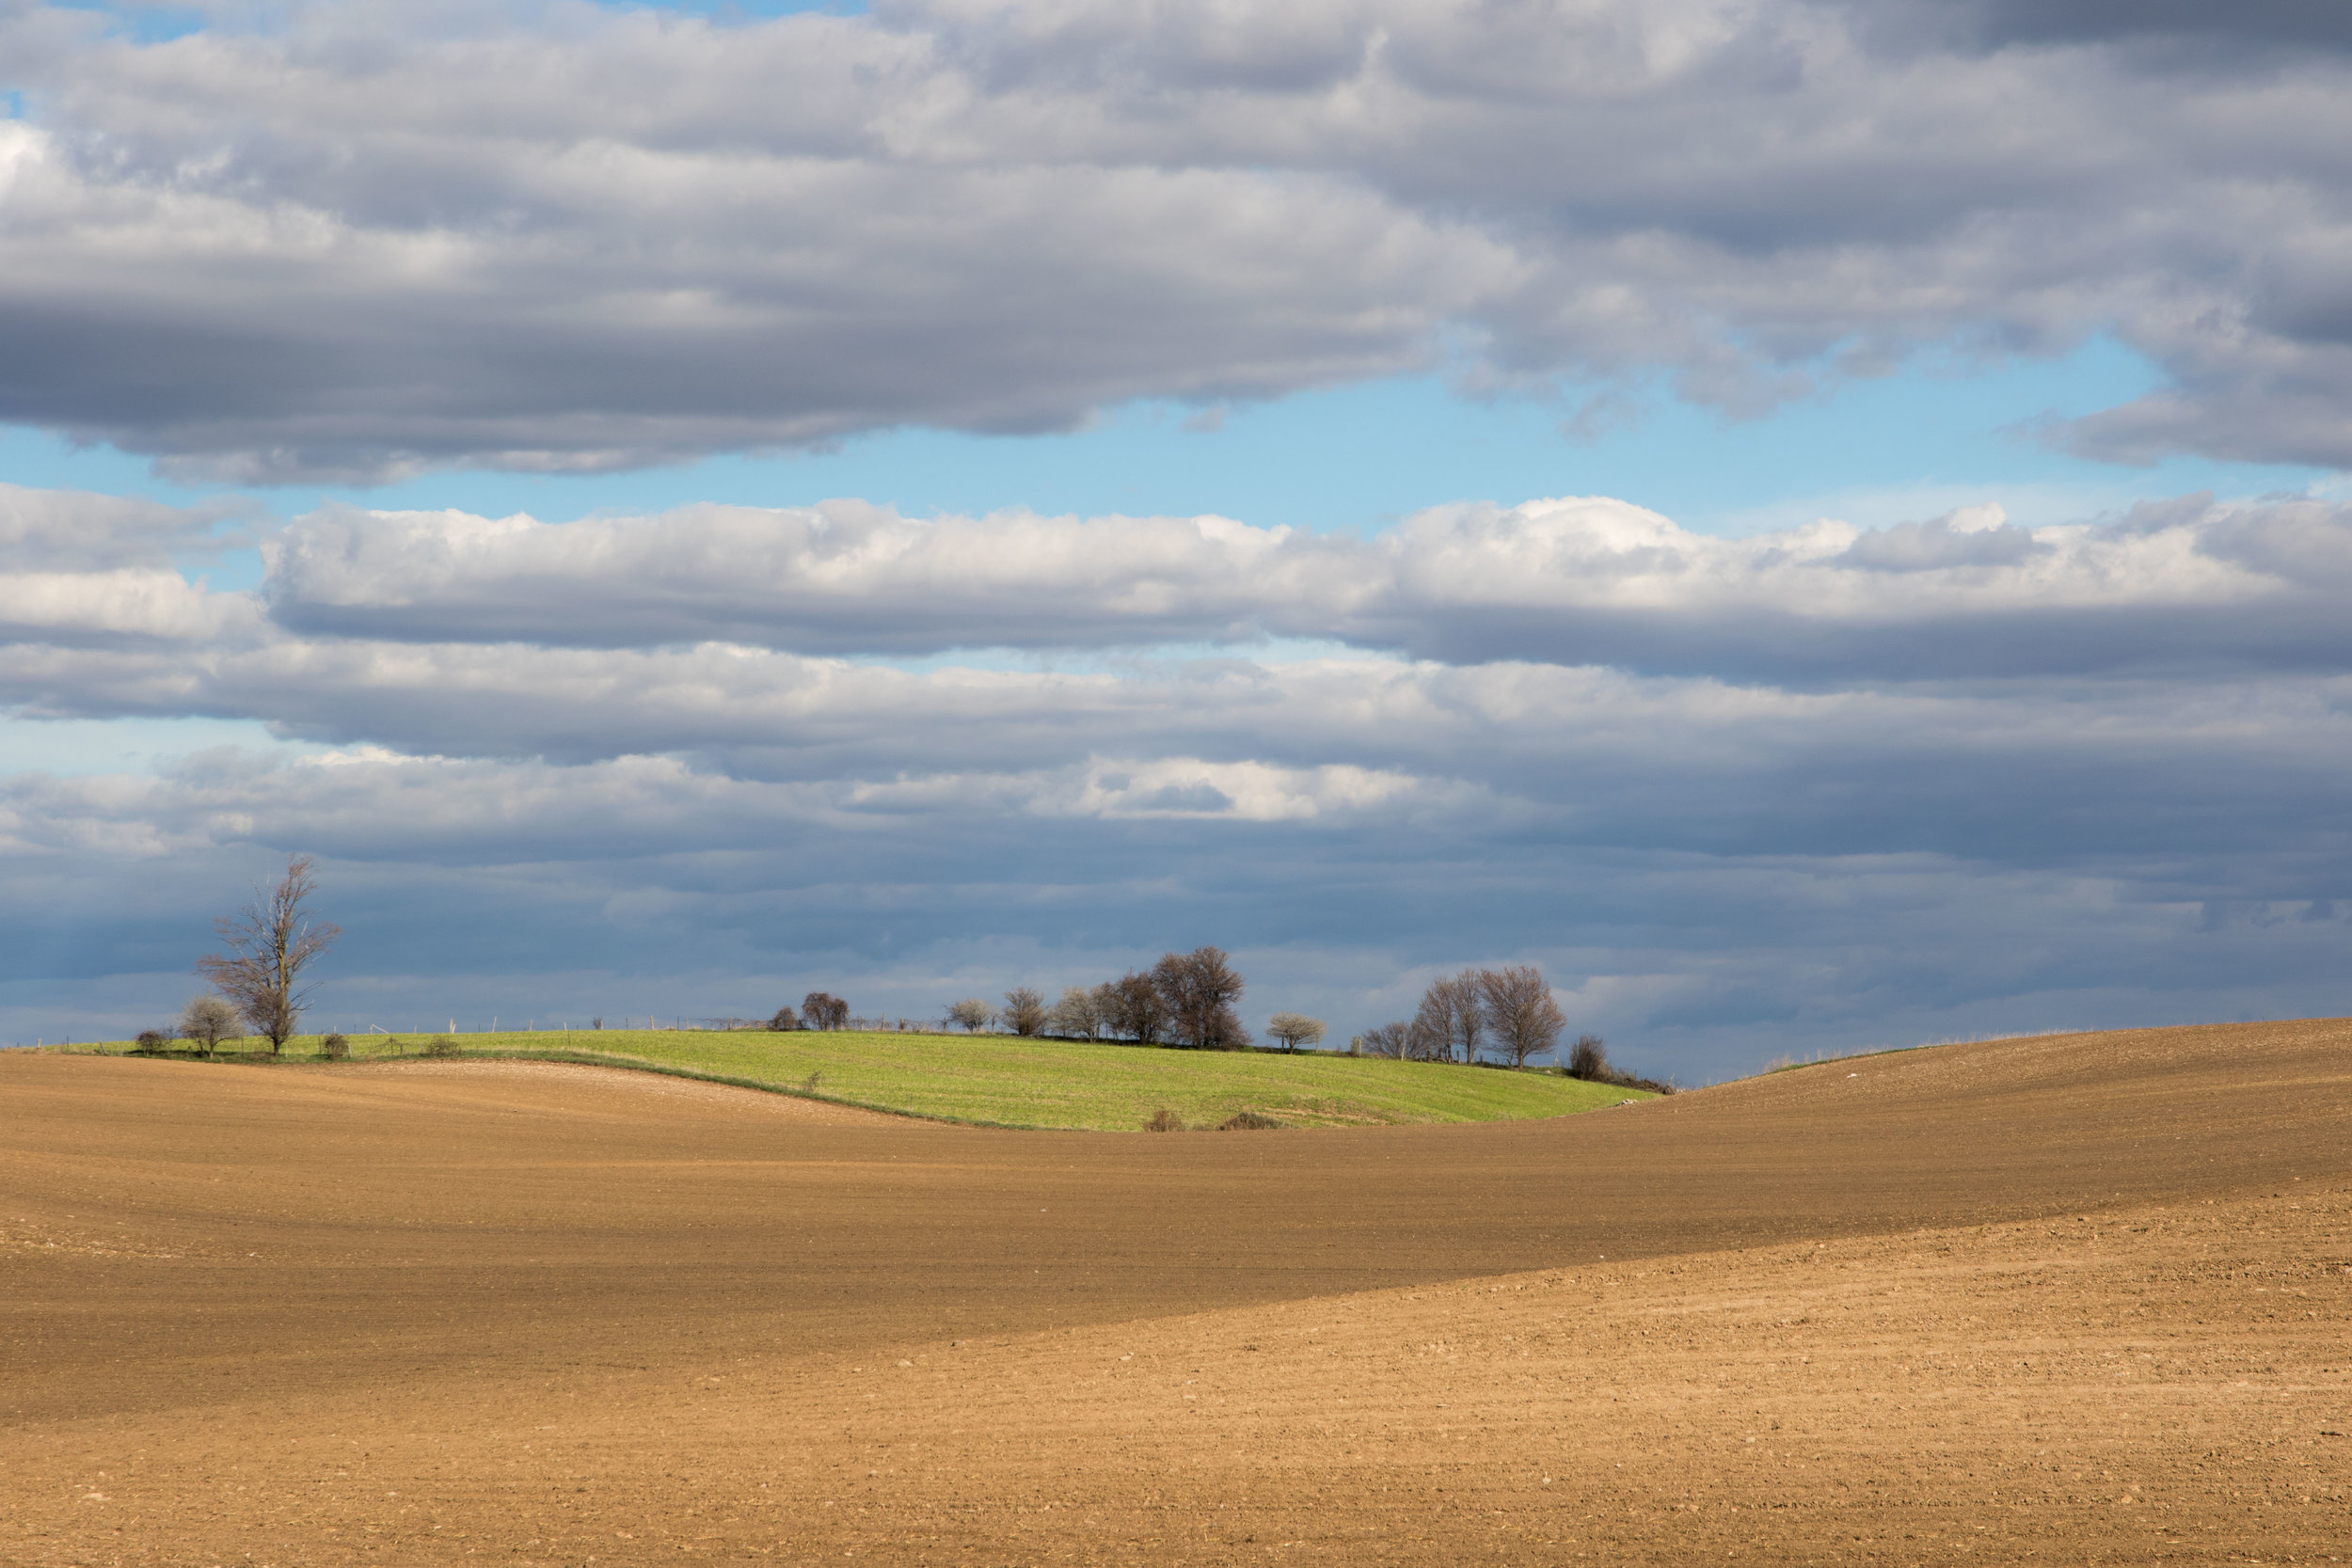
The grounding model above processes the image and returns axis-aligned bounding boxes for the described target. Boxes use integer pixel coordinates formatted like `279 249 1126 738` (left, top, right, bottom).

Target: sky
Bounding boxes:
6 0 2352 1077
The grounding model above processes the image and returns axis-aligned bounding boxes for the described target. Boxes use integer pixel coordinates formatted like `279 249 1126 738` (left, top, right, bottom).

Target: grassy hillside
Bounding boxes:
72 1027 1653 1130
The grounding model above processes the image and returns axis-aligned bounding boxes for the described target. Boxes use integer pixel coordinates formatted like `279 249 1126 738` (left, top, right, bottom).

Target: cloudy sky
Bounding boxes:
7 0 2352 1076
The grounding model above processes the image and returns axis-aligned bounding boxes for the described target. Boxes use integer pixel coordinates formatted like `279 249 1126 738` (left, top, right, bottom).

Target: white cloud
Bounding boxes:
259 489 2352 681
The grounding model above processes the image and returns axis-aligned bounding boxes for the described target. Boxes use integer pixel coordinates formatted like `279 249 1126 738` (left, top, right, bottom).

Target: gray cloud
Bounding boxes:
1931 0 2352 55
8 727 2350 1073
11 477 2352 1072
2 1 2351 476
0 481 240 571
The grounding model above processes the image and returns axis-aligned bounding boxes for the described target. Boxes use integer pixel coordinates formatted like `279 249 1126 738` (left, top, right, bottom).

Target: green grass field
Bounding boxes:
73 1028 1656 1130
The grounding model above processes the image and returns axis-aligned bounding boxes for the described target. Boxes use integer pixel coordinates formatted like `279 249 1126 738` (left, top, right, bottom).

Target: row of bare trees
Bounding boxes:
170 858 1608 1078
951 946 1253 1049
1356 965 1569 1068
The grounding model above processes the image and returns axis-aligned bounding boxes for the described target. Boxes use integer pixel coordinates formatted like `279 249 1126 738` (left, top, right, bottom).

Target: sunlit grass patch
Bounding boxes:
70 1027 1653 1130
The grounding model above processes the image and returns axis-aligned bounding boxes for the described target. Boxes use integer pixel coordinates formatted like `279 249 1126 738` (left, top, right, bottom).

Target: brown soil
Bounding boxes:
4 1019 2347 1565
341 1058 926 1124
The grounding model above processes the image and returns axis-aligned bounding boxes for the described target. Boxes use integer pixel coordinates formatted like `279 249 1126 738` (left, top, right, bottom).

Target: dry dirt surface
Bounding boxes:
4 1020 2348 1566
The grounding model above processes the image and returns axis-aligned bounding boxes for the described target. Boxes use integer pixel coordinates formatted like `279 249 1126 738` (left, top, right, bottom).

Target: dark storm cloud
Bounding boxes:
1946 0 2352 54
3 0 2352 477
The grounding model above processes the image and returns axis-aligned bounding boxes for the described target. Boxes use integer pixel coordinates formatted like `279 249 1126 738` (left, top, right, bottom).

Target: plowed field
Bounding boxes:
5 1022 2349 1565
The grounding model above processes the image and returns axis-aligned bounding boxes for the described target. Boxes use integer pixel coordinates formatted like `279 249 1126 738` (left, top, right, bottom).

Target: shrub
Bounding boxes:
1565 1034 1674 1094
1216 1110 1283 1131
180 994 239 1056
946 998 993 1033
134 1029 170 1053
1566 1034 1610 1079
423 1035 460 1057
320 1032 350 1061
768 1005 800 1031
1142 1107 1185 1132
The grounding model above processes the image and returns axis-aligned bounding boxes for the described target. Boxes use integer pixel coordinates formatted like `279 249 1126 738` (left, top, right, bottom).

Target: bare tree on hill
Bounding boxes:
946 997 993 1033
1046 985 1103 1040
1152 946 1246 1050
802 991 850 1030
1479 965 1567 1068
196 854 340 1053
1103 972 1170 1044
1412 970 1485 1063
1001 987 1048 1037
1264 1011 1326 1052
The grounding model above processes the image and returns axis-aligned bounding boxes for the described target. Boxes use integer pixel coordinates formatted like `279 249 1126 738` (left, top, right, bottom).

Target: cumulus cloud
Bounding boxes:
0 481 240 571
1 1 2350 476
263 491 2352 680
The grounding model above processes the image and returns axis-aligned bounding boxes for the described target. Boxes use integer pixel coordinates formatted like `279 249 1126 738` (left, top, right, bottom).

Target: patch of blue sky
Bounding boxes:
0 714 334 778
40 3 211 44
0 338 2332 543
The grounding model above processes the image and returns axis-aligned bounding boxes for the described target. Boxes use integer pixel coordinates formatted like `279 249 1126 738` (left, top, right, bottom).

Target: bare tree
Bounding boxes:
196 854 340 1054
1102 972 1171 1044
1001 987 1048 1037
946 997 993 1033
1356 1021 1410 1057
1263 1011 1326 1052
1046 985 1102 1040
1152 946 1247 1050
179 994 240 1056
767 1005 801 1031
801 991 850 1030
1411 970 1486 1063
1479 965 1567 1068
1406 1012 1449 1060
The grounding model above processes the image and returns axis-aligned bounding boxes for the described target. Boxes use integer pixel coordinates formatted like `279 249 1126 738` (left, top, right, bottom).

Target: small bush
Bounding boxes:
320 1032 350 1061
422 1035 460 1057
180 994 239 1056
1216 1110 1283 1131
803 1069 824 1092
1564 1034 1673 1094
1142 1106 1185 1132
134 1029 169 1053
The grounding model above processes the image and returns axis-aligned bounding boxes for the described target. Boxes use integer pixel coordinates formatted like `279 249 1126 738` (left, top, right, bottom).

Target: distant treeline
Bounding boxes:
767 948 1248 1048
761 950 1663 1085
